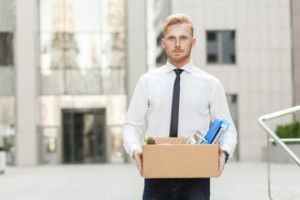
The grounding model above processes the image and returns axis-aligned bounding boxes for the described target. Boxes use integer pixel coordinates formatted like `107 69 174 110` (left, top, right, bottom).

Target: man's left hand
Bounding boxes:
218 146 226 176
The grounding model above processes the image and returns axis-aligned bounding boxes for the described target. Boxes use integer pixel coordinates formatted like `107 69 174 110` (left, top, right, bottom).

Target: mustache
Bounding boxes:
172 49 183 53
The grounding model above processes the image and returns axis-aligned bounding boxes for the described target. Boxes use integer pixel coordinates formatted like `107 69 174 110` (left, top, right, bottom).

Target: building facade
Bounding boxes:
0 0 298 166
291 0 300 120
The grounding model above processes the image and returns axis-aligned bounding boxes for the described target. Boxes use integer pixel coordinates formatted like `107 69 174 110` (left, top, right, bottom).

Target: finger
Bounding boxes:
140 157 143 176
140 167 144 177
135 155 143 177
218 168 223 177
138 152 143 158
139 152 143 167
138 162 143 177
218 156 225 176
219 162 224 172
218 145 222 153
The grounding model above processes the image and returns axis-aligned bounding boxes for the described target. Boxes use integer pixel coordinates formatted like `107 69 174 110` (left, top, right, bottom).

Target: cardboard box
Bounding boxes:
143 137 219 178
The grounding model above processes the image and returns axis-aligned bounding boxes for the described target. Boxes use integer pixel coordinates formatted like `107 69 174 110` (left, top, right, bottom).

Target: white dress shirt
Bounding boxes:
123 60 237 157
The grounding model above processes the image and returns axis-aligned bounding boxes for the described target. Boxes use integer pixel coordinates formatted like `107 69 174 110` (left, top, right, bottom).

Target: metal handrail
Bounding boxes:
257 105 300 200
268 138 300 143
258 105 300 166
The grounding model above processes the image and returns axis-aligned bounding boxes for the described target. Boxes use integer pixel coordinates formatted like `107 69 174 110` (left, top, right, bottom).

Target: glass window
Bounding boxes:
38 0 127 164
0 0 16 32
65 69 101 94
222 31 235 64
37 95 127 164
146 0 170 71
109 126 125 163
0 0 15 166
38 126 58 164
207 32 218 63
0 97 15 164
39 0 126 95
206 31 236 65
0 68 15 96
40 0 101 33
100 0 125 33
0 33 13 66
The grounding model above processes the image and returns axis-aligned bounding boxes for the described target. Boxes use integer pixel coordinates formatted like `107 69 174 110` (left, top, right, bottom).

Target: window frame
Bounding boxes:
206 30 236 66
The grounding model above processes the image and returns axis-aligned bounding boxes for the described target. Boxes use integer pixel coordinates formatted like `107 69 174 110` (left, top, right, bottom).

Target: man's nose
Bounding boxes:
175 39 181 47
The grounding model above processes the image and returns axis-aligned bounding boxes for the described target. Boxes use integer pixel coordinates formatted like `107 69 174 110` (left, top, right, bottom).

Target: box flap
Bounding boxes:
155 137 188 144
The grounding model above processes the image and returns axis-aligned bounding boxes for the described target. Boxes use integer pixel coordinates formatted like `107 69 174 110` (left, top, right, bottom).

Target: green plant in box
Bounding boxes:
146 135 156 145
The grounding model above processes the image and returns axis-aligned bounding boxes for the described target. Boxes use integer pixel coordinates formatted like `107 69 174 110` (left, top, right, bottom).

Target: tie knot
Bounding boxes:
174 69 184 76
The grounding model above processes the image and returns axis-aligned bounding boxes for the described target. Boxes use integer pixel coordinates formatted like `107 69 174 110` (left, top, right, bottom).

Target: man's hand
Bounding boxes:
133 149 143 177
218 146 226 176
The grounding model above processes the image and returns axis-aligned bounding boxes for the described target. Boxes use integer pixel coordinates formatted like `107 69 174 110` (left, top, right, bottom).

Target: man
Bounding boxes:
123 13 237 200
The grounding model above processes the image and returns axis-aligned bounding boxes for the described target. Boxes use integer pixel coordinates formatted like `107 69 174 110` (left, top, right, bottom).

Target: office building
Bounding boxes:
0 0 298 165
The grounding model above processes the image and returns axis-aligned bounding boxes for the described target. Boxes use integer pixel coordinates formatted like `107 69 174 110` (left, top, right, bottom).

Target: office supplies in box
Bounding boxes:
202 119 230 144
143 137 219 178
187 119 230 145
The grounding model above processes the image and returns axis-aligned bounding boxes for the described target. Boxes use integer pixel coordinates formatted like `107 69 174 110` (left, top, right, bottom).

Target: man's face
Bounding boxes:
162 23 196 67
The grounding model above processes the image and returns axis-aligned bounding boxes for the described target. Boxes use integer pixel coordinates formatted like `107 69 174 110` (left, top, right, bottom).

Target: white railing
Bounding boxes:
257 105 300 200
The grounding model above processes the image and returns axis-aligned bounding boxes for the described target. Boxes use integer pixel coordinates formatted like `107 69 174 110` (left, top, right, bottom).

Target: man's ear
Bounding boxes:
162 39 165 48
192 38 196 48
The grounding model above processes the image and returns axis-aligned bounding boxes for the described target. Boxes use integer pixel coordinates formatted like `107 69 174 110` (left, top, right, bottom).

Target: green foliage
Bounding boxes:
46 142 56 153
0 146 4 151
275 121 300 144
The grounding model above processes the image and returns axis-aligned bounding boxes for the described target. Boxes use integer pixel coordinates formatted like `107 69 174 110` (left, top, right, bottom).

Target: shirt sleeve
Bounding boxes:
123 76 148 157
209 80 238 157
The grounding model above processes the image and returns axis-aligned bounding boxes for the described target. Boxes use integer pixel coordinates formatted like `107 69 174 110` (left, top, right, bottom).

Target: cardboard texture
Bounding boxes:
143 137 219 178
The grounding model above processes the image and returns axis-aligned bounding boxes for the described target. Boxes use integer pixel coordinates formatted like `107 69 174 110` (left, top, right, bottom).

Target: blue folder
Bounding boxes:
202 119 230 144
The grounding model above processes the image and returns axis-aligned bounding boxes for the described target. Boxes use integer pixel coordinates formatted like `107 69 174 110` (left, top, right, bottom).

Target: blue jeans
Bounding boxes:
143 178 210 200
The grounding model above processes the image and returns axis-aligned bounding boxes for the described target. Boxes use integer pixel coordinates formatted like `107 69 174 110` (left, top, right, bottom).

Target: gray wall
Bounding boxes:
292 0 300 120
125 0 147 101
15 0 38 166
171 0 293 161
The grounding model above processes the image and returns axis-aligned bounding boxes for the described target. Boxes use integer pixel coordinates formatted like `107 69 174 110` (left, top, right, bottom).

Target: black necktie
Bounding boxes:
169 69 184 137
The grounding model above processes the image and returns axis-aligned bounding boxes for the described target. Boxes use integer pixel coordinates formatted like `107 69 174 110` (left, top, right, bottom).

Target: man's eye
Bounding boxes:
181 37 187 40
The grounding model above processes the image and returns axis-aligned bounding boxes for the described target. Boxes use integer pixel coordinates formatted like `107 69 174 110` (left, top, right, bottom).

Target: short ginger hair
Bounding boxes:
163 13 194 37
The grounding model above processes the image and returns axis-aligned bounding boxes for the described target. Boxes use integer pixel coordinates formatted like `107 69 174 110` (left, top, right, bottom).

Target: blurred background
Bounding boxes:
1 0 300 199
0 0 299 168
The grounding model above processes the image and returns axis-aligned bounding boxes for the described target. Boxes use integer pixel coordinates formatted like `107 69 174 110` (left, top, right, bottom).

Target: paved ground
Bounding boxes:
0 162 299 200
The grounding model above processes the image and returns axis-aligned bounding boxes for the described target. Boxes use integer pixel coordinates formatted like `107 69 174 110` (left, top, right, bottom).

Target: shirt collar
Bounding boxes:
165 60 194 73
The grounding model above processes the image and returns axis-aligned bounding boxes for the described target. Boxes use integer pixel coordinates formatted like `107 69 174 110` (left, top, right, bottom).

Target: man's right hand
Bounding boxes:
133 149 143 177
